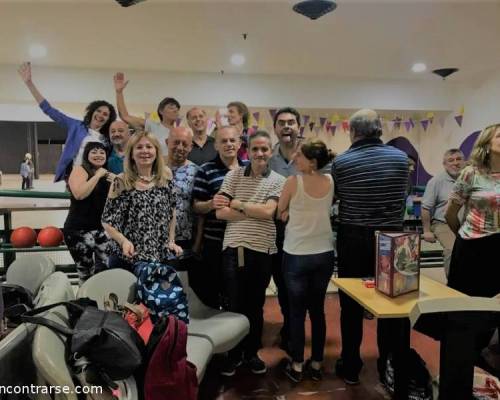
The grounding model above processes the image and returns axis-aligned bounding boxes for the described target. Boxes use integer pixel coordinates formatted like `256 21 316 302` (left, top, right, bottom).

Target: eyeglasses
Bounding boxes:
277 119 297 127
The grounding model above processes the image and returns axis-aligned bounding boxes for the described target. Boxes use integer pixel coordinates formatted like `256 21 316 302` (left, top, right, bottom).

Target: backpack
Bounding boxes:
144 315 198 400
383 348 433 400
20 298 145 388
135 262 189 324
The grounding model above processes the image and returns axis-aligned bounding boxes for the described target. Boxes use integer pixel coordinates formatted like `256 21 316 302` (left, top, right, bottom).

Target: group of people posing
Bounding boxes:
18 61 499 384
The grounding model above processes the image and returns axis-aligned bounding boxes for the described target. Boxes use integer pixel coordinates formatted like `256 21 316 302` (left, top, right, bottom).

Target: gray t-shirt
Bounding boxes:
421 171 456 223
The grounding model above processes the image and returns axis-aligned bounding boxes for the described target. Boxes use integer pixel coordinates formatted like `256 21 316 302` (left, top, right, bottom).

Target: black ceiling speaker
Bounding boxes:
293 0 337 20
114 0 147 7
432 68 459 80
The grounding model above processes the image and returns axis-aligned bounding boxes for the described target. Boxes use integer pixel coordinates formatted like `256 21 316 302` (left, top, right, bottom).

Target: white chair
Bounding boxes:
76 269 214 382
6 255 55 295
177 271 250 354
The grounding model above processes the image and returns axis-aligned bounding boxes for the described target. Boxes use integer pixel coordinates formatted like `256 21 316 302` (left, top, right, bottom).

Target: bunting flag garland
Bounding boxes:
303 115 310 126
325 121 331 131
252 111 260 123
269 108 277 120
308 121 315 132
420 119 429 131
319 117 327 128
454 115 463 127
299 126 305 138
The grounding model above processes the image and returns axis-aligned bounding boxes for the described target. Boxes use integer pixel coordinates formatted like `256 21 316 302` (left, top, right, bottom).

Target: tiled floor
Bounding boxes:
198 295 440 400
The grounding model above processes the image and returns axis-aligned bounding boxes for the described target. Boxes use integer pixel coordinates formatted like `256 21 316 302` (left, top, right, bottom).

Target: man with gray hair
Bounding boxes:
421 148 465 277
331 109 409 385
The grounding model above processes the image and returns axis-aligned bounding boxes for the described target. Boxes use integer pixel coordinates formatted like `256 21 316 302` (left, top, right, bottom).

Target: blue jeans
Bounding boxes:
283 250 334 363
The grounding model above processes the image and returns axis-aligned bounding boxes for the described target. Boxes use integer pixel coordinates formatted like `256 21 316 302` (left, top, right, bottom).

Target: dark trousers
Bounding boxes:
448 233 500 352
21 176 29 190
337 223 402 376
222 247 272 359
273 220 289 345
189 238 223 309
283 250 334 363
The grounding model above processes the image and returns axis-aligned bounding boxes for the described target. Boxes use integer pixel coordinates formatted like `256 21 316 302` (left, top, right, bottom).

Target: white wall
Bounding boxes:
0 64 456 121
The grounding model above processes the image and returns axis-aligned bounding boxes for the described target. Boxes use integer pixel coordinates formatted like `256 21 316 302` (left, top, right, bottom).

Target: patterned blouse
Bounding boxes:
450 165 500 239
102 181 177 263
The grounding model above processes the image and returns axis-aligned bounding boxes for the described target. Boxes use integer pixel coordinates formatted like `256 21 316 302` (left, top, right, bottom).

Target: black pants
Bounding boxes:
448 233 500 353
21 176 29 190
272 220 289 345
336 223 402 377
188 238 223 309
222 247 272 359
283 250 334 363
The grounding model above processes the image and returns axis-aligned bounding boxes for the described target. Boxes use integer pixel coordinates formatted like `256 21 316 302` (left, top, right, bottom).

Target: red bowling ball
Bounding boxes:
10 227 37 248
37 226 64 247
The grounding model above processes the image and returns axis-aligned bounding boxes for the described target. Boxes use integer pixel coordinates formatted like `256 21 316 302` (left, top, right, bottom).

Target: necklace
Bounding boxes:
138 174 155 183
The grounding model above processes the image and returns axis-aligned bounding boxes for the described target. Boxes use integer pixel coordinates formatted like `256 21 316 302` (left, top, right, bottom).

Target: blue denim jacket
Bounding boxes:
39 99 89 182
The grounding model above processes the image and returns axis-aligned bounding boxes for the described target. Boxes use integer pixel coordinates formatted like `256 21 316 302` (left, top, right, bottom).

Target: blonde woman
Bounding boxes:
102 131 182 273
446 124 500 297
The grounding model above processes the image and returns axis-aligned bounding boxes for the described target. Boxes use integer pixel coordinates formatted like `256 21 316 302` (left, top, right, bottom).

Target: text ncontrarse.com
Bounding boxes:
0 385 103 395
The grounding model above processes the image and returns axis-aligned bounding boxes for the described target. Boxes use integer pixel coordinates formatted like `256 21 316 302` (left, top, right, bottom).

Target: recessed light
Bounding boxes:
29 44 47 59
411 63 427 73
230 54 245 66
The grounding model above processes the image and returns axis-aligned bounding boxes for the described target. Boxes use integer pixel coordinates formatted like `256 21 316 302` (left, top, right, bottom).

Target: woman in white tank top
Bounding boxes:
277 139 335 383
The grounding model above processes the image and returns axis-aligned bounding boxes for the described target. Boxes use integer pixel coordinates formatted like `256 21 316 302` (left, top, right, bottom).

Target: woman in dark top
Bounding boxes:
102 131 182 273
64 142 115 284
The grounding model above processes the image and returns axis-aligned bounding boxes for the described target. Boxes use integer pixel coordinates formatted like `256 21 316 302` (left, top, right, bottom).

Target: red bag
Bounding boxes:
145 315 198 400
124 303 154 345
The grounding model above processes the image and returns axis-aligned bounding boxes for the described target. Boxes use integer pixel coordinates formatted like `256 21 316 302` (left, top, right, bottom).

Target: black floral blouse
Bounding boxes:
102 181 177 263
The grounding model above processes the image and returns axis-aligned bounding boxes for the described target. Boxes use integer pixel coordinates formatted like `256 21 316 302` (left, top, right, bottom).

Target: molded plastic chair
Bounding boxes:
177 271 250 353
6 255 55 295
76 268 213 382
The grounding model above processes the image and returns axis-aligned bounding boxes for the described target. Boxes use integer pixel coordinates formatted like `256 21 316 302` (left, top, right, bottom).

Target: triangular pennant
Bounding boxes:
386 120 395 132
252 124 258 131
330 124 337 136
176 117 183 127
420 119 429 131
454 115 463 127
258 117 266 129
314 126 321 135
342 120 349 132
393 120 401 130
458 105 465 116
299 126 305 138
148 111 161 122
269 108 277 120
319 117 327 128
303 115 310 126
308 121 315 131
253 111 260 122
409 118 415 128
325 121 332 130
331 113 340 124
404 121 411 132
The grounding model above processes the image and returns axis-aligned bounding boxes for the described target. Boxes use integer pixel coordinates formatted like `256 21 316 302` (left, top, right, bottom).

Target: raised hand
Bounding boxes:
113 72 129 93
18 62 32 84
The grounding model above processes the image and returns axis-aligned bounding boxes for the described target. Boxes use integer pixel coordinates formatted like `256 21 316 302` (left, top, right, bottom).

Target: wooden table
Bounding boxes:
333 276 466 399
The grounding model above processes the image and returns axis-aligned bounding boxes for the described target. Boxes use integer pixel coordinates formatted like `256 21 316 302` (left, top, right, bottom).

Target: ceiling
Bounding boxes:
1 0 500 81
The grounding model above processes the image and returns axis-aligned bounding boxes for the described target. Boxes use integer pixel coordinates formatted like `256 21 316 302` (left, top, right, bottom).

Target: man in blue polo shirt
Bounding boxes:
332 109 408 385
191 126 246 309
107 120 132 174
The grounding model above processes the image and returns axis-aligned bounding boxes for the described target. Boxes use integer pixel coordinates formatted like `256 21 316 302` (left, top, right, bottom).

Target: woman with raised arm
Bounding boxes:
277 139 335 383
18 62 116 182
64 142 115 284
102 131 182 273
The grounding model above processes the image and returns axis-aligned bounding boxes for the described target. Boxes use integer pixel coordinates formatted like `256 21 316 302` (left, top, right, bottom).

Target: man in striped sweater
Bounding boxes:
215 130 286 376
332 109 409 385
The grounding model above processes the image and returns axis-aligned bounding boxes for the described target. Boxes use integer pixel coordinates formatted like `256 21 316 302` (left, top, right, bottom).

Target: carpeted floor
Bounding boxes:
198 294 440 399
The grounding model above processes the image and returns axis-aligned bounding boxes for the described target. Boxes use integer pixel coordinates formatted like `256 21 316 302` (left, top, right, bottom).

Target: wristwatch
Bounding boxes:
237 201 246 213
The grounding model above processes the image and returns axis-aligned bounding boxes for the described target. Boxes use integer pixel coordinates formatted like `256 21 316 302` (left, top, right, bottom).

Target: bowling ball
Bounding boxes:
10 227 37 248
37 226 64 247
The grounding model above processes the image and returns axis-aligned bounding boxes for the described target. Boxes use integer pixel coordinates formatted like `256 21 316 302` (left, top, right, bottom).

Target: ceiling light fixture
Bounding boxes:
230 54 246 66
29 44 47 59
432 68 459 80
293 0 337 20
114 0 147 7
411 63 427 73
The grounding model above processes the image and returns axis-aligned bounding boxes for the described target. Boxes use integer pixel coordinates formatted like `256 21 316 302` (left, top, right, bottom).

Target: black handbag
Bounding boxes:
21 298 145 384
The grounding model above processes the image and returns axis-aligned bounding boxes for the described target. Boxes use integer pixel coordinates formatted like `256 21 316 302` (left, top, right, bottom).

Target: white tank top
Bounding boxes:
283 174 334 255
